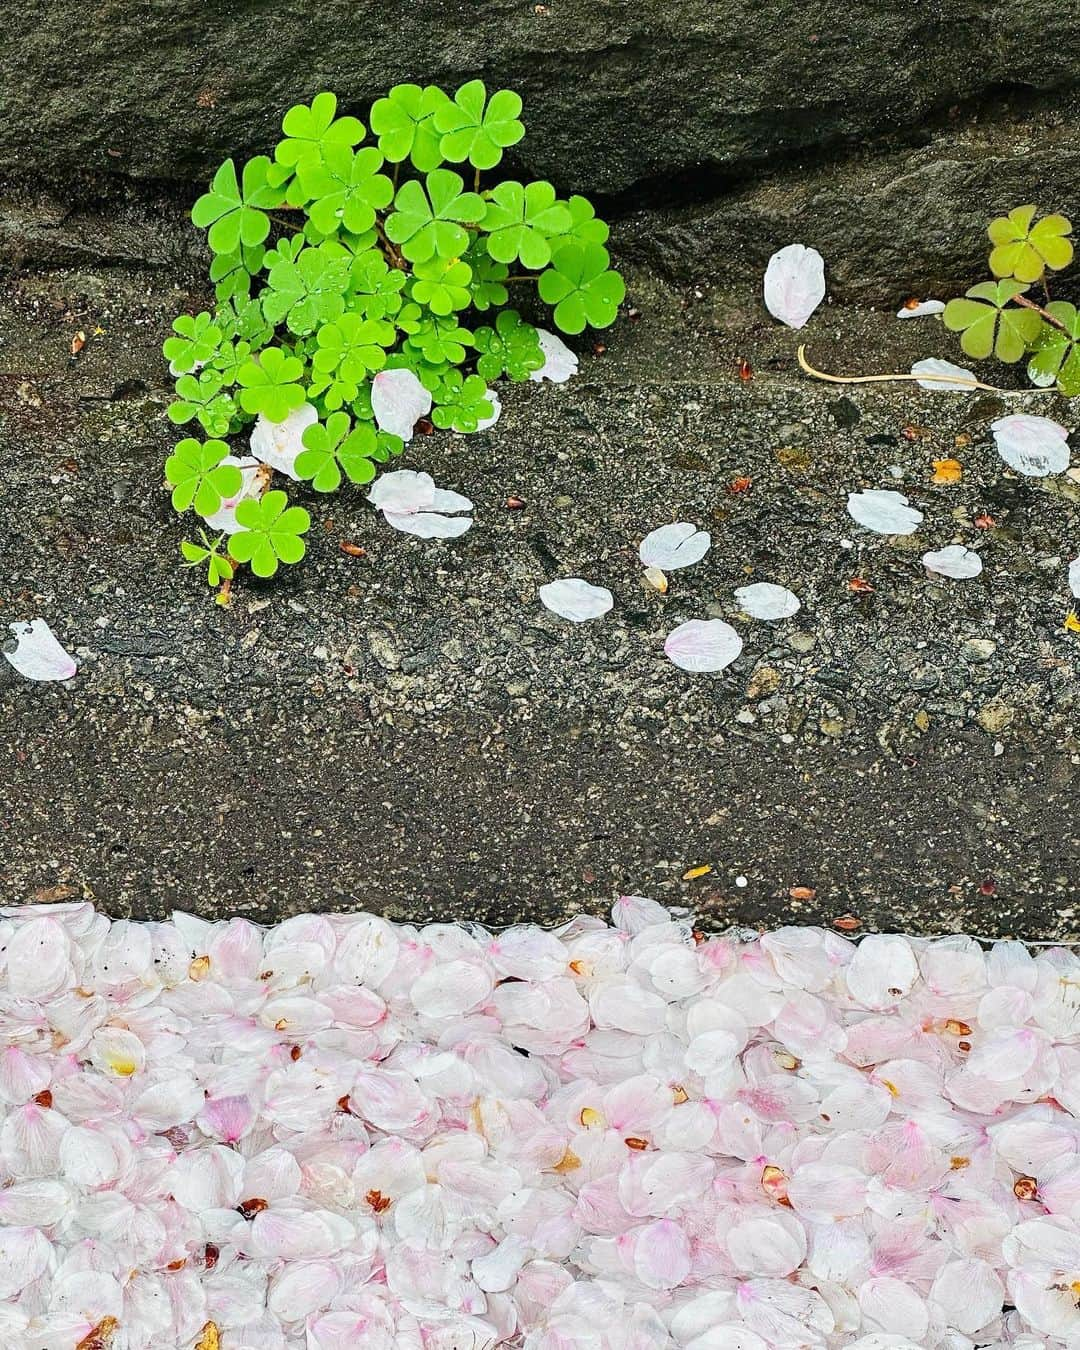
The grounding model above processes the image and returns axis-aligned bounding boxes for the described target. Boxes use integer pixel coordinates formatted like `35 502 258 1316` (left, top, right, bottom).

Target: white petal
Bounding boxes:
367 468 437 513
6 917 73 999
0 1227 52 1297
911 358 978 391
411 960 494 1018
991 413 1070 477
370 368 432 442
202 455 266 534
846 489 924 535
4 620 77 682
896 300 945 319
1070 556 1080 598
735 582 800 620
529 329 579 383
430 487 475 514
930 1258 1004 1336
664 619 743 673
539 578 614 623
846 934 919 1008
764 244 826 329
383 510 473 539
922 544 983 579
638 522 711 570
249 403 318 480
475 387 501 432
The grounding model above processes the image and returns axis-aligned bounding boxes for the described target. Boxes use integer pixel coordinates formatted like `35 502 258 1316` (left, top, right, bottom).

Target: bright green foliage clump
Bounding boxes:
166 82 623 591
945 205 1080 393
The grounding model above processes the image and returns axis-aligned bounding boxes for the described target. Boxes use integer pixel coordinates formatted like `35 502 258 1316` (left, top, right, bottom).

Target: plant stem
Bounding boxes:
795 344 1053 395
474 167 481 192
504 275 538 283
1012 292 1068 334
392 162 400 192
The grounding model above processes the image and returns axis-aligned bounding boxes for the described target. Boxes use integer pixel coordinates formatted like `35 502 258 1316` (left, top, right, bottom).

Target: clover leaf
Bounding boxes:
403 316 473 365
309 314 395 407
163 312 222 375
192 157 282 255
217 296 272 347
181 531 235 587
473 308 544 381
463 246 509 311
369 84 449 171
552 195 610 249
297 145 394 235
168 370 237 436
261 243 352 335
294 411 382 491
209 243 267 303
1027 303 1080 395
385 169 485 263
349 249 408 319
431 372 495 433
434 80 524 171
165 438 242 516
410 257 473 316
228 490 310 577
942 280 1043 362
481 181 571 270
274 92 364 173
236 347 307 420
538 243 625 334
988 205 1073 284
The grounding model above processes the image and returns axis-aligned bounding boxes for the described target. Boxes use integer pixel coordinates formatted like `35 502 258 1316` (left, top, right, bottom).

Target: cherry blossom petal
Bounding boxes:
3 619 77 682
370 368 432 442
846 934 919 1009
930 1257 1005 1336
632 1218 691 1289
764 244 826 329
0 1226 52 1297
249 403 318 480
911 358 978 391
539 578 614 622
664 619 743 673
922 544 983 579
846 489 924 535
367 469 473 538
1070 556 1080 598
638 522 711 570
202 455 267 534
529 329 579 383
896 300 946 319
734 582 800 620
991 413 1070 477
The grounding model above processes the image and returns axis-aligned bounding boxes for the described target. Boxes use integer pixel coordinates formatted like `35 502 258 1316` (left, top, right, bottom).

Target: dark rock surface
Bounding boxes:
5 1 1080 203
2 260 1079 935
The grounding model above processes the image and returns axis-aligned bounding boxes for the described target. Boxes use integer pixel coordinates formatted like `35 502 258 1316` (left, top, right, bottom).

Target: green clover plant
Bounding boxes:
944 205 1078 395
166 82 623 591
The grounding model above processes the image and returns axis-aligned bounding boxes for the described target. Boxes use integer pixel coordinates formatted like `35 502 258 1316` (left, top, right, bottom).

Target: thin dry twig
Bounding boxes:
796 345 1052 395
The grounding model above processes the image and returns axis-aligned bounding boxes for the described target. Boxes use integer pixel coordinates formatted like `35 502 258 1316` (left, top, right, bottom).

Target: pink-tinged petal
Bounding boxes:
472 1235 531 1292
370 368 432 441
0 1179 70 1227
664 618 743 673
168 1144 245 1210
197 1094 255 1143
0 1046 51 1104
3 619 77 682
249 403 318 479
735 1278 835 1344
529 328 579 383
991 413 1070 477
787 1163 867 1222
845 934 918 1008
1 1102 69 1176
247 1208 348 1260
201 455 265 533
763 243 826 329
632 1218 691 1289
930 1257 1005 1336
266 1259 342 1321
589 981 668 1035
0 1226 52 1297
638 522 711 571
58 1124 122 1187
410 960 493 1018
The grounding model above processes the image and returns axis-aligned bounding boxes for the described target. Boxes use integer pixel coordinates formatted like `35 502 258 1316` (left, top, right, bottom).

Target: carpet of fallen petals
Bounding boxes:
3 898 1080 1349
